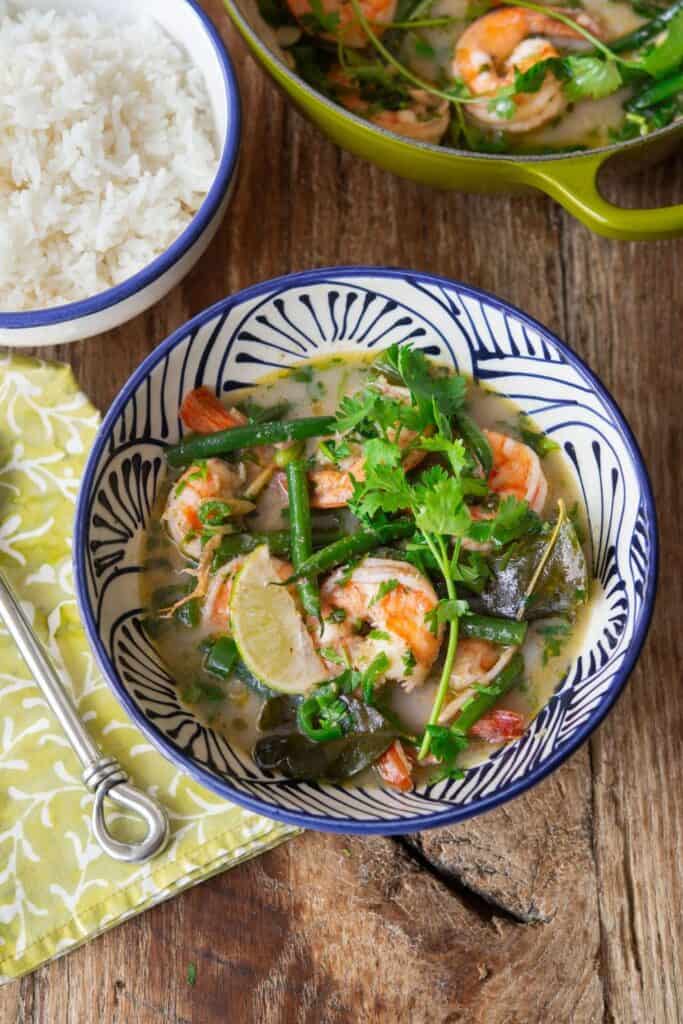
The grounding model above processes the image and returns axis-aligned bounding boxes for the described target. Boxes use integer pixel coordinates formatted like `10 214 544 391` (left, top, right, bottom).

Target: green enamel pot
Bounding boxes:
225 0 683 240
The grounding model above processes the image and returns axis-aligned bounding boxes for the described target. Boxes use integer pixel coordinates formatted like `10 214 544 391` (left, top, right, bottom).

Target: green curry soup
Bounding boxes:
260 0 683 155
140 348 595 790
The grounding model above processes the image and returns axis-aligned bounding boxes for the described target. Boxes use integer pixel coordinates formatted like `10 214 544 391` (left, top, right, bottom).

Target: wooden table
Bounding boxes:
1 2 682 1020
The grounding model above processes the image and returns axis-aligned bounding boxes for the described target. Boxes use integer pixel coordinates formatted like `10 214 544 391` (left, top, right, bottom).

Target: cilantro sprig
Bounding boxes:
349 449 472 758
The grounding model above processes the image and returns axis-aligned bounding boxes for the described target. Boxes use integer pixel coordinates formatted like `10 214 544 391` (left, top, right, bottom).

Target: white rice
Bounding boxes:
0 4 219 312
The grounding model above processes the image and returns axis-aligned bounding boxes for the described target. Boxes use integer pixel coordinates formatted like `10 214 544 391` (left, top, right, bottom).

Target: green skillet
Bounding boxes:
224 0 683 240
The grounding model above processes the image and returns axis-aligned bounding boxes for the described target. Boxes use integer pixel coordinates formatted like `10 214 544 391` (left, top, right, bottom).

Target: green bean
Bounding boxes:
286 519 415 581
610 0 683 53
627 69 683 108
166 416 336 467
274 440 305 468
287 460 320 618
211 528 343 572
455 411 493 474
453 653 524 735
460 614 528 647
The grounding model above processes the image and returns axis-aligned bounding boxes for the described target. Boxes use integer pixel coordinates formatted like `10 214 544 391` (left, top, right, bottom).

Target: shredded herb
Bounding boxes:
538 620 571 664
369 578 400 606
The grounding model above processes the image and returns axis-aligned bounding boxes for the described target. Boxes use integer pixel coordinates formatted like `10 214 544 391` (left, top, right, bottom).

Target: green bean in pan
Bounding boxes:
285 520 415 582
286 460 320 618
452 653 524 735
165 416 336 467
610 0 683 53
627 70 683 110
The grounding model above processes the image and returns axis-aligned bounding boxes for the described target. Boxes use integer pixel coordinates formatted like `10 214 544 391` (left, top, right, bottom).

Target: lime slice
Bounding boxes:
230 545 326 694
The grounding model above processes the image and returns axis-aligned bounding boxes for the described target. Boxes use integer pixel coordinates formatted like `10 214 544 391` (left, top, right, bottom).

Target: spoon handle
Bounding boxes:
0 572 169 863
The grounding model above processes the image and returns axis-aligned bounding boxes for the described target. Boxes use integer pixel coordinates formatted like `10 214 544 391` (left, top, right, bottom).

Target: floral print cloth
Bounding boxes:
0 355 296 982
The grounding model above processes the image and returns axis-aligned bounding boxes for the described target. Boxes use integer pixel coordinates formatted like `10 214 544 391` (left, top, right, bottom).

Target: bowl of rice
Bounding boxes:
0 0 241 346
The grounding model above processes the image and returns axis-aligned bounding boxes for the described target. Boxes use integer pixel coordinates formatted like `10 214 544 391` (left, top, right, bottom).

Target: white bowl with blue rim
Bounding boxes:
0 0 240 348
74 268 658 835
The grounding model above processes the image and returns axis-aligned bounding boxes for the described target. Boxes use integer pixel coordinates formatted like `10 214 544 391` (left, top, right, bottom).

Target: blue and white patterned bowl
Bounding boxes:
74 268 658 834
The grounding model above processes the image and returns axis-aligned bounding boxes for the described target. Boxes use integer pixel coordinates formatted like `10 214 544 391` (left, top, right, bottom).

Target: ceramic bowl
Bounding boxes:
74 267 658 834
0 0 240 348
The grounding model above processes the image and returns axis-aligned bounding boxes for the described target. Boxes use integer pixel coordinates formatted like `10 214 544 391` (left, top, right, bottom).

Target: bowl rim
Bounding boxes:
0 0 241 329
73 266 659 835
225 0 681 165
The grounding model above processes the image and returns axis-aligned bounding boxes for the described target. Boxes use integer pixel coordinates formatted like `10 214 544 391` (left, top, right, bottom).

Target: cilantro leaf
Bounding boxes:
425 597 470 635
418 435 469 476
511 55 622 103
350 440 412 521
468 496 542 549
391 344 467 421
414 471 470 538
425 724 468 782
513 58 559 95
563 57 622 102
335 390 380 434
451 550 490 593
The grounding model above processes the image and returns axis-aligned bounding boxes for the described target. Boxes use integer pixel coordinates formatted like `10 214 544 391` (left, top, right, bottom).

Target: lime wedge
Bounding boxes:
230 545 326 694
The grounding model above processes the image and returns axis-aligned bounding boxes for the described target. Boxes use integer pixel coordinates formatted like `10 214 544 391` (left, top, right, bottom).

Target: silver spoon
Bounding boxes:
0 571 170 863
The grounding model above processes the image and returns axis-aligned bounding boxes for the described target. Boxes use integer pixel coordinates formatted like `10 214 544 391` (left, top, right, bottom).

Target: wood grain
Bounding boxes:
1 1 682 1020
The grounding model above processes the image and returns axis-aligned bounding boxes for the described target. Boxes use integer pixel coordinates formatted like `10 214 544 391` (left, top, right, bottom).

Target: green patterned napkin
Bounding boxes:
0 354 297 983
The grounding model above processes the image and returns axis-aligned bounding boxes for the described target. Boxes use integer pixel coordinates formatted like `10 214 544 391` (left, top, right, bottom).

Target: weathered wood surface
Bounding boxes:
1 1 682 1020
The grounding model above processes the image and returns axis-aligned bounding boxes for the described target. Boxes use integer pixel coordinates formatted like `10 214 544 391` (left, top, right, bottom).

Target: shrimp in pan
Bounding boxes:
328 68 450 144
318 558 442 689
286 0 396 47
454 6 604 132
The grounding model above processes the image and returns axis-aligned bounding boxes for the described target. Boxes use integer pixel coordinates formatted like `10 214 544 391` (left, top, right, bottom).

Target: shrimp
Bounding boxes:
318 558 442 689
203 555 294 631
470 708 525 742
484 430 548 514
180 387 248 434
438 638 516 723
461 430 548 552
163 458 249 561
454 6 604 132
377 740 414 791
286 0 396 47
309 379 427 509
328 68 450 144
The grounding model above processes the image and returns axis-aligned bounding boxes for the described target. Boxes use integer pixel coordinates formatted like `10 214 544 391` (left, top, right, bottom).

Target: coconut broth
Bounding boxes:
140 353 596 783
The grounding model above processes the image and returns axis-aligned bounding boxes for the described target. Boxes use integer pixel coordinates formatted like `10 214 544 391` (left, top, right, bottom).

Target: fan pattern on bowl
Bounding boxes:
79 272 655 830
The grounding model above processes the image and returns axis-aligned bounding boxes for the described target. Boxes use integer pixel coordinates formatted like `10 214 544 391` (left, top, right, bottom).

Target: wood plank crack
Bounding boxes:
397 835 538 926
